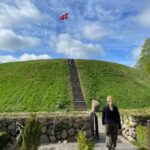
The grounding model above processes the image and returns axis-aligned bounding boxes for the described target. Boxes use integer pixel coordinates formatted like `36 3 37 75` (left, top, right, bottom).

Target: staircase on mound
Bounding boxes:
68 59 87 111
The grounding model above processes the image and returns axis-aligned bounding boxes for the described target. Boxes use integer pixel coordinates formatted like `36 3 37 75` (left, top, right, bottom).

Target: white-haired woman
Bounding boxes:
102 96 121 150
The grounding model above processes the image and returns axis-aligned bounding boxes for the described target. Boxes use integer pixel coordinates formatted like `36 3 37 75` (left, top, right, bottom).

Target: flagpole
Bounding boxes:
59 13 69 60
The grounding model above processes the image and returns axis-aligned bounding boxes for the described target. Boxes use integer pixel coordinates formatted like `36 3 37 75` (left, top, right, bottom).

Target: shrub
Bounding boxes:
77 130 94 150
56 100 68 109
21 115 42 150
136 125 148 149
0 131 9 149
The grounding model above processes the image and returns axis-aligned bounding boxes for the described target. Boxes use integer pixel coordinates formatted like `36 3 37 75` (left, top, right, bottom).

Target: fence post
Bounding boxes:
148 120 150 150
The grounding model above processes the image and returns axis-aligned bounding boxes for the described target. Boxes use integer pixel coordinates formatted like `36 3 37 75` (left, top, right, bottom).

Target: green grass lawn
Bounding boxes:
0 59 150 112
0 59 73 112
76 59 150 109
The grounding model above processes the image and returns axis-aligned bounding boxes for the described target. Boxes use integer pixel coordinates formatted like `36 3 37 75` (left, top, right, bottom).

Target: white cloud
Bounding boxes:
0 53 52 63
0 55 17 63
0 0 43 27
0 29 41 51
50 33 105 59
134 8 150 27
19 53 52 61
132 46 142 60
82 22 109 40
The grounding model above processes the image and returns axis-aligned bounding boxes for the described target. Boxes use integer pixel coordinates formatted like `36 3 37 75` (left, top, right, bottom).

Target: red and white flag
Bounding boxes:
59 13 68 20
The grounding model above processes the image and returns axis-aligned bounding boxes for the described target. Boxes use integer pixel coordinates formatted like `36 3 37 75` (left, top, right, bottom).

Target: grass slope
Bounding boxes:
0 59 72 112
76 59 150 109
0 59 150 112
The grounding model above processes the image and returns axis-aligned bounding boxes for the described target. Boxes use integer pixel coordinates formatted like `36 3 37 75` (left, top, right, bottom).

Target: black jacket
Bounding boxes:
102 105 121 129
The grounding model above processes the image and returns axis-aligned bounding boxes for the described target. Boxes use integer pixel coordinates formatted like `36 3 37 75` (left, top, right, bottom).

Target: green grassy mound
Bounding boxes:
0 59 150 112
0 59 72 112
76 59 150 109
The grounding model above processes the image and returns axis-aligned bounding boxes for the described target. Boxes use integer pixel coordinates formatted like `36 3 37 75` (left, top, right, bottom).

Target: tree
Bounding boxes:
137 38 150 73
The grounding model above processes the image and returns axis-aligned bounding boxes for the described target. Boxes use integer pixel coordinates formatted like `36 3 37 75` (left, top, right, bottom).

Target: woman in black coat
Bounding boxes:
102 96 121 150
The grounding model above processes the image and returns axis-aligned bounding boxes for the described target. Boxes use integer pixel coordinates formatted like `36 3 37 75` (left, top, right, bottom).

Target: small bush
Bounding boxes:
136 125 148 149
0 131 9 149
77 130 94 150
56 100 68 109
21 115 42 150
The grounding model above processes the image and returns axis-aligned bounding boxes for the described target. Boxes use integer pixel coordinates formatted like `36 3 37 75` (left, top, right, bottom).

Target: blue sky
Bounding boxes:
0 0 150 66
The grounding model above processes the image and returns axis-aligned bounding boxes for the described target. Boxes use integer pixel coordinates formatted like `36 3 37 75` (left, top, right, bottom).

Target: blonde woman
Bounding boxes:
102 96 121 150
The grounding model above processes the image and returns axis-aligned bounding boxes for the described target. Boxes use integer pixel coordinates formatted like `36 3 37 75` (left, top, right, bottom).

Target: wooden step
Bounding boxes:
68 59 87 111
74 101 86 107
75 106 88 111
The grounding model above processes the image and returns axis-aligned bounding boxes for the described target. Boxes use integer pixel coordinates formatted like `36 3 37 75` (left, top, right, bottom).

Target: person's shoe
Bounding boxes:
112 147 116 150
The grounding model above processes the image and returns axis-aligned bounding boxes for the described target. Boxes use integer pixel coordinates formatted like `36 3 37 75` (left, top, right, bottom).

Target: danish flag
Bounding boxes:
59 13 68 20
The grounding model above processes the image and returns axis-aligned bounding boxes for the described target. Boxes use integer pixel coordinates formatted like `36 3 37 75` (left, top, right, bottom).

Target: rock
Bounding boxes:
129 117 133 121
68 129 75 137
128 117 137 123
129 128 135 134
83 117 90 122
122 130 126 136
68 136 76 142
129 128 136 138
127 136 136 142
131 132 137 139
10 130 17 137
124 124 130 130
8 124 15 130
74 123 79 129
68 121 73 128
47 129 53 136
61 130 67 139
47 125 53 130
79 123 84 129
125 119 129 124
83 123 90 130
57 135 61 140
0 122 8 127
62 119 69 124
85 129 92 137
125 131 130 136
40 135 49 143
122 123 129 130
129 121 137 127
63 140 68 143
49 135 56 142
41 126 47 134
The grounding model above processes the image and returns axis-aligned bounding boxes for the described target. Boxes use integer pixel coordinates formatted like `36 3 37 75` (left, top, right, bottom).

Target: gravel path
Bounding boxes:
38 117 139 150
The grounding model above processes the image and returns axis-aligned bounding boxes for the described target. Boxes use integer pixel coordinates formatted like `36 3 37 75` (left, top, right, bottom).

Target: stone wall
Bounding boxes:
121 114 138 142
0 112 92 144
121 113 148 142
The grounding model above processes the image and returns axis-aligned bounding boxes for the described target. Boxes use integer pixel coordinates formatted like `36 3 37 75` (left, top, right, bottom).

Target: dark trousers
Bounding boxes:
105 123 118 147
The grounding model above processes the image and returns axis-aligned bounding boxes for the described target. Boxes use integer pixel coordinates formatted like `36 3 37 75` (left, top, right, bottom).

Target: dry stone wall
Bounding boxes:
0 112 92 144
121 113 147 142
